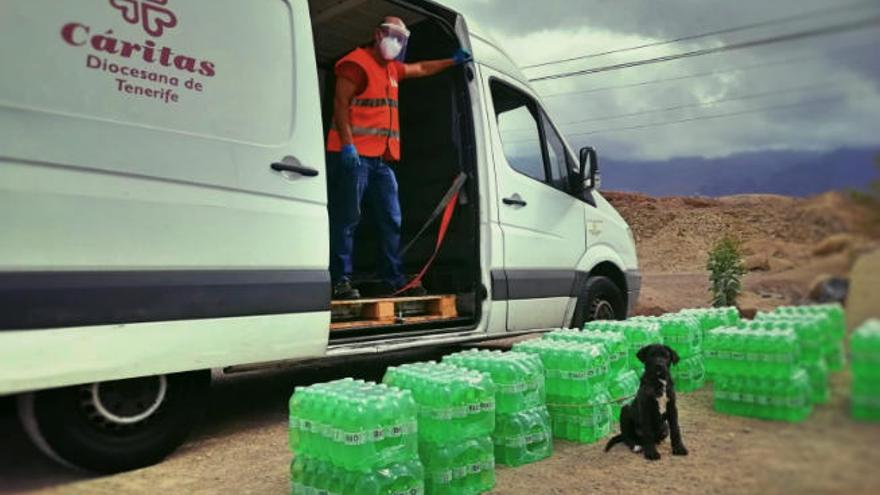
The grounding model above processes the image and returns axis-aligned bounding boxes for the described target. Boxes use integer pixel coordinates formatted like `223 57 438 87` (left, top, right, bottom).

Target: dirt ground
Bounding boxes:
3 191 878 494
2 341 879 495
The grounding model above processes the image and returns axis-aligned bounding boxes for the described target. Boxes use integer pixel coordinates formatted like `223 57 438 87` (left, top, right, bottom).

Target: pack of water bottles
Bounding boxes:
512 339 611 443
383 362 496 495
851 319 880 421
678 307 740 339
288 378 424 495
704 325 813 422
754 309 838 404
660 314 706 392
773 304 846 372
443 350 552 467
543 329 637 420
704 324 802 378
713 369 813 422
584 319 664 372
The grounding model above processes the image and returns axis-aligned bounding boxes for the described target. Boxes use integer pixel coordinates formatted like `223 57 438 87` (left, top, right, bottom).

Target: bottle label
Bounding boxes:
392 488 423 495
402 420 418 435
467 403 482 415
566 370 588 380
496 435 525 447
453 466 467 479
371 428 385 442
342 431 366 446
387 424 405 438
289 417 300 429
524 432 547 444
499 381 527 393
480 401 496 412
432 470 453 484
451 406 469 419
330 425 345 442
469 463 482 474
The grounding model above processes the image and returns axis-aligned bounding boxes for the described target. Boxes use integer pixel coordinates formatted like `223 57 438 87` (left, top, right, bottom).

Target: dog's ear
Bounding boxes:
636 345 650 363
665 345 680 365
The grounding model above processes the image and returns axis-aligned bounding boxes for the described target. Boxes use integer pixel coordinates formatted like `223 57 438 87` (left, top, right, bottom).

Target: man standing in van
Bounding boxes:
326 16 471 300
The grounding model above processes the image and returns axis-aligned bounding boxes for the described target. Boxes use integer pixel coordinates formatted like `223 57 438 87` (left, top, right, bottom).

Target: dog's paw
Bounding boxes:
672 444 689 456
644 450 661 461
632 445 643 453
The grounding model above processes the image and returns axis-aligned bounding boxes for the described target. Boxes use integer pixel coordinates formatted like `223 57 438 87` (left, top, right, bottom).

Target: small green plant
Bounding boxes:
707 235 747 307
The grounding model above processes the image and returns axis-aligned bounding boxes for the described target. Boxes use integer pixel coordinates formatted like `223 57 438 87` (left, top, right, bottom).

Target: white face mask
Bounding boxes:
379 36 403 61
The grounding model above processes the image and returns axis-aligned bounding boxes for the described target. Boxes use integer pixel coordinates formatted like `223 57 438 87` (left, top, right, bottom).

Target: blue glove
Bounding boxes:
341 144 360 169
452 47 472 65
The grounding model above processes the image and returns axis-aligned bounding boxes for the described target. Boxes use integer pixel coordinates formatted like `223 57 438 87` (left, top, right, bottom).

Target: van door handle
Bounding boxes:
271 157 319 177
502 195 527 207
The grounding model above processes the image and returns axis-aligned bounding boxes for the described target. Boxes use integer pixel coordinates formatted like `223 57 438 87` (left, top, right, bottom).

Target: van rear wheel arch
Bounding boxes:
17 370 211 473
571 270 627 328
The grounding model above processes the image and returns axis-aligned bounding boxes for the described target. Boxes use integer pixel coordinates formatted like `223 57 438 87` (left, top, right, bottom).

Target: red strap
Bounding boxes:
393 191 459 296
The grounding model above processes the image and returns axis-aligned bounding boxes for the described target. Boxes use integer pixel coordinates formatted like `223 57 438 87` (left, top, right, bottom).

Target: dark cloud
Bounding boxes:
443 0 880 159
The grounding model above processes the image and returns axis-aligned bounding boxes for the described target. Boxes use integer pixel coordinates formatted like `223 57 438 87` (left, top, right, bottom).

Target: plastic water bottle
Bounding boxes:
851 319 880 421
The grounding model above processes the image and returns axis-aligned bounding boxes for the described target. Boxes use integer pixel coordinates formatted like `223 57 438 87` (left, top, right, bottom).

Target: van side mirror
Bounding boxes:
578 146 600 191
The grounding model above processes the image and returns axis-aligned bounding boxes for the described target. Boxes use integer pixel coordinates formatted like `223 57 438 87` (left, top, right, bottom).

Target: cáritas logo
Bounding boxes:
109 0 177 38
60 0 216 78
59 0 216 104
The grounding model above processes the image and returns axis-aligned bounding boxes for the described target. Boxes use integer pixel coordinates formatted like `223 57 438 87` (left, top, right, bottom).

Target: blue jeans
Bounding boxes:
328 153 406 288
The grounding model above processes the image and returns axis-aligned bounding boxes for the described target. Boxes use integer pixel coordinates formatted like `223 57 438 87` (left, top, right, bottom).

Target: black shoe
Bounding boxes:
332 280 361 300
396 282 427 298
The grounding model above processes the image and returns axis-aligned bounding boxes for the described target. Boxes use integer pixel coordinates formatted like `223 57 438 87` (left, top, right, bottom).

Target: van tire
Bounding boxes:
571 275 626 328
17 371 210 473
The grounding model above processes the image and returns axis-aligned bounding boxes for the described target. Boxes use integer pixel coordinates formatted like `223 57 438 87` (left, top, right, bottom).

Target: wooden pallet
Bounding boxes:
330 294 457 331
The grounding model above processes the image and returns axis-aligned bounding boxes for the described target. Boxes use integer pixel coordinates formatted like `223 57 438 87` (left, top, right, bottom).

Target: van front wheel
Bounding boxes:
17 371 210 473
571 275 626 328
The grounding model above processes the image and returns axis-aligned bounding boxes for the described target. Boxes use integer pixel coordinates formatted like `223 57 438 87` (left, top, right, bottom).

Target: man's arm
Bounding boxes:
403 58 456 79
333 76 359 145
402 48 471 79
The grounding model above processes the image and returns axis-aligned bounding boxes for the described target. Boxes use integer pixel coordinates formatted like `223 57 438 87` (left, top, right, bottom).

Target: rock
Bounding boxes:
807 276 849 303
812 233 857 256
744 254 770 271
737 306 758 319
846 248 880 331
768 257 795 272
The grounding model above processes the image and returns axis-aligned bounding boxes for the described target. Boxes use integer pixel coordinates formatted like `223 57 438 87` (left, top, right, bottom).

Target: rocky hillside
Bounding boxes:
604 190 878 313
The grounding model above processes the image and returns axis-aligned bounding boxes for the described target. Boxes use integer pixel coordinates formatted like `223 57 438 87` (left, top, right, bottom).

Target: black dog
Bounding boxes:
605 344 689 460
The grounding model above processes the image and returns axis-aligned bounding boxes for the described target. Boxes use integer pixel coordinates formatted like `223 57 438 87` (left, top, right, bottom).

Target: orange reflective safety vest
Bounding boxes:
326 47 401 161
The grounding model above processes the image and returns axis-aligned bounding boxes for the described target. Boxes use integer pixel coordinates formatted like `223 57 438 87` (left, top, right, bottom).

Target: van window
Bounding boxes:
541 111 576 192
491 82 547 183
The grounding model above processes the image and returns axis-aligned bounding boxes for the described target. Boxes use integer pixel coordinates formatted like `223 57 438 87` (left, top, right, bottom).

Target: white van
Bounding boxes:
0 0 640 472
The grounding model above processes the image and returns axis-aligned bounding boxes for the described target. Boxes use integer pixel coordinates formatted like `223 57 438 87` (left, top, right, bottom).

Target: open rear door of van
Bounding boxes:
0 0 331 394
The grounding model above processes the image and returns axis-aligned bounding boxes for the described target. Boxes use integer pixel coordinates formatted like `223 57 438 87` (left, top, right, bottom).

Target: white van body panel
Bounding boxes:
0 2 639 396
0 312 328 396
0 0 332 394
0 0 326 269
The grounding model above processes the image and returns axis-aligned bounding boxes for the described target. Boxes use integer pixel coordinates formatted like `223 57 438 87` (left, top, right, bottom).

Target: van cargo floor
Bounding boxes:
330 294 458 331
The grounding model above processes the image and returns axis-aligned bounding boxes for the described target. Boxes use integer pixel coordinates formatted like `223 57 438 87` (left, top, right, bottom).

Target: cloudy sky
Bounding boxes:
442 0 880 161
